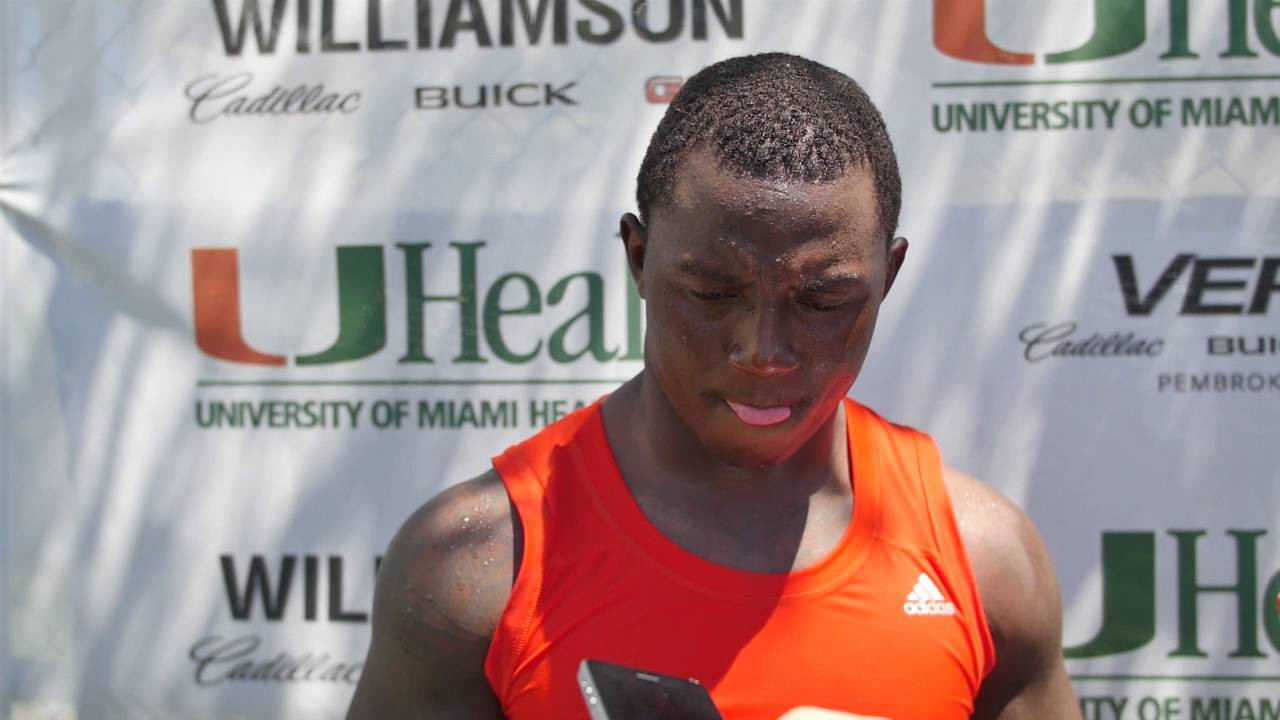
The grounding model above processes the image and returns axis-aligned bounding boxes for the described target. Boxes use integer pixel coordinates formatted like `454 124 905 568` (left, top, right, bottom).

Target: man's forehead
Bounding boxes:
658 153 882 276
672 249 869 283
664 146 878 234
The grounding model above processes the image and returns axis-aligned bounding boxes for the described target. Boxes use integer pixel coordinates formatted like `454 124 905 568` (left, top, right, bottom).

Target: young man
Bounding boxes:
347 54 1081 719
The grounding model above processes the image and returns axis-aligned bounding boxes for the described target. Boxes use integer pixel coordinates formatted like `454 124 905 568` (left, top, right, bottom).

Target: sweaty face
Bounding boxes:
631 148 902 469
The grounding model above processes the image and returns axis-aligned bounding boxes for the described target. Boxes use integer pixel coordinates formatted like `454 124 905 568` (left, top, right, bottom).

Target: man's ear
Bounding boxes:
620 213 649 299
883 236 908 300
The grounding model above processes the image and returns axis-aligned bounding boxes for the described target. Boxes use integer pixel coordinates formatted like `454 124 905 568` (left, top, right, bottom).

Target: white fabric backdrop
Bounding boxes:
3 1 1278 718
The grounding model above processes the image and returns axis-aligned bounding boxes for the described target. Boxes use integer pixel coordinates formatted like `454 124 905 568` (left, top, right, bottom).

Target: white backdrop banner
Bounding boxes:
3 1 1278 718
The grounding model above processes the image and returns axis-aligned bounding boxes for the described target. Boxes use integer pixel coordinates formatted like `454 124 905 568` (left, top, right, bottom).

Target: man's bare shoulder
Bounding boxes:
380 469 517 640
941 466 1081 720
346 470 517 719
941 467 1054 628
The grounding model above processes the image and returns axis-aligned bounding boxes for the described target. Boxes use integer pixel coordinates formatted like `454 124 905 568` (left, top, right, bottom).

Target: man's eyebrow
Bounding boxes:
672 258 742 285
799 273 865 292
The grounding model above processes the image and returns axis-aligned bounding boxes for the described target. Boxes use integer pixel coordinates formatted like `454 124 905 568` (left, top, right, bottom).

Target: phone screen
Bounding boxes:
578 658 724 720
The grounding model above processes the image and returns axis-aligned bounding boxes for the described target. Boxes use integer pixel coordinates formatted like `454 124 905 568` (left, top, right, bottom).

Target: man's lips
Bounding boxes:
725 400 793 427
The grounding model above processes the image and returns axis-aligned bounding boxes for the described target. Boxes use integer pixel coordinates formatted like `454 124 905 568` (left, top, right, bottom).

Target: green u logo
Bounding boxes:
934 0 1147 64
1066 531 1280 659
192 246 387 366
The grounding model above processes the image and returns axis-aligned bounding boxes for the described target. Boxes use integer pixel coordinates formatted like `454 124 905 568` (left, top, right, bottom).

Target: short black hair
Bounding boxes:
636 53 902 244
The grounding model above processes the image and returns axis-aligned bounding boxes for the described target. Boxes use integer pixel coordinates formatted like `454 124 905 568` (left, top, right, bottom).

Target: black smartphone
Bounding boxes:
577 658 724 720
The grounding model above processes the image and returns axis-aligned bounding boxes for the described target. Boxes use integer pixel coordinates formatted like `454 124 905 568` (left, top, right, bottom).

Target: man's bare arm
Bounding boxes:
943 467 1082 720
347 470 517 720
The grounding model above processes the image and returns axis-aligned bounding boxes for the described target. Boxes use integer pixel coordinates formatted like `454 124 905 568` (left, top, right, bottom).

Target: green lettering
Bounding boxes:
1192 698 1228 720
1252 96 1280 125
1265 570 1280 652
1047 0 1146 63
483 273 543 363
1225 96 1250 125
1256 0 1280 54
296 246 386 365
1161 0 1199 58
528 399 552 427
1183 98 1213 126
455 401 477 427
418 400 447 427
547 272 618 363
1170 529 1265 658
1224 0 1258 57
398 242 486 364
477 400 515 427
623 272 644 360
1064 532 1156 658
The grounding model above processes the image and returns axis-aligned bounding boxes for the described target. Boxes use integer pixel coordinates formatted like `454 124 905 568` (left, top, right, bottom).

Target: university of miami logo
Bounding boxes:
192 246 384 366
935 0 1280 65
191 245 644 367
1068 530 1280 659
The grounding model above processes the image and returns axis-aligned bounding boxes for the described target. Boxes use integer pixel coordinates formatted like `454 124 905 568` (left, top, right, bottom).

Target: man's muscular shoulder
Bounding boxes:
380 470 518 642
346 470 518 719
941 467 1081 720
941 467 1060 658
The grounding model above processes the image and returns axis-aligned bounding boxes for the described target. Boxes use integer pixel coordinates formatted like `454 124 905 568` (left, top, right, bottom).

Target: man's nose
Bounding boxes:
728 303 799 377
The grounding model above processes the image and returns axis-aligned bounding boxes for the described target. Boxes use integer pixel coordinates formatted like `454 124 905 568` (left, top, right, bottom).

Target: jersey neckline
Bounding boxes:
575 397 882 600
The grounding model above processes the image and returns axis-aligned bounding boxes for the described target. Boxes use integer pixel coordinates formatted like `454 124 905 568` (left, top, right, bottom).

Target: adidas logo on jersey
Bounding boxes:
903 573 957 616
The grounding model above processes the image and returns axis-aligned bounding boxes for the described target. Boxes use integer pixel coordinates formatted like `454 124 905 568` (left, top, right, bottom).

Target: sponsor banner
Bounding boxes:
3 1 1277 718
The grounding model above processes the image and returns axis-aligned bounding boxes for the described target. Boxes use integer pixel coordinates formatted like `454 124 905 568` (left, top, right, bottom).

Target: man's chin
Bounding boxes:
704 436 802 471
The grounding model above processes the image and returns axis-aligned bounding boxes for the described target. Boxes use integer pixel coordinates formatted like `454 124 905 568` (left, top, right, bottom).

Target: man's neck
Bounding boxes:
599 371 855 574
605 371 851 507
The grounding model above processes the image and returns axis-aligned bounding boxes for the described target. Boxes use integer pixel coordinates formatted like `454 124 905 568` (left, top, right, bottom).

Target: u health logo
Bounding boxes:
190 244 644 367
934 0 1280 65
1067 530 1280 660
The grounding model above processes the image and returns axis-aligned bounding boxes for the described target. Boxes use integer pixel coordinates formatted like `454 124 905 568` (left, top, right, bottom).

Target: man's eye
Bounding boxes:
800 298 846 312
689 289 733 302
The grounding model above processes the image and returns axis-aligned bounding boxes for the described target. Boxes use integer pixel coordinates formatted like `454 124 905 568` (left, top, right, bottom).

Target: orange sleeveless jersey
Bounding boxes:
485 398 995 719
